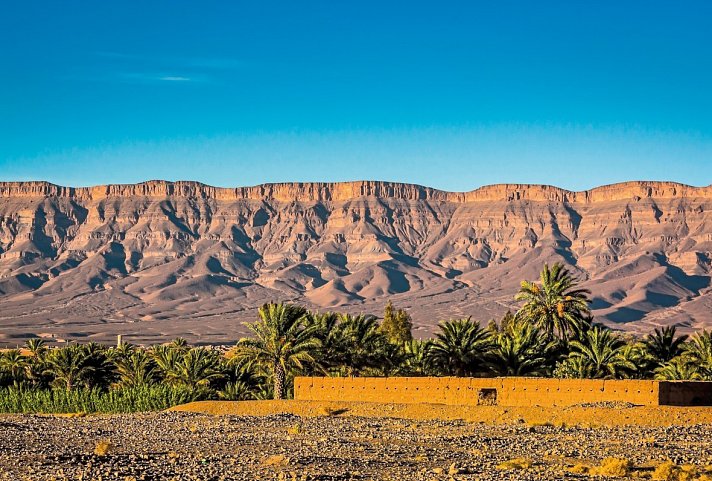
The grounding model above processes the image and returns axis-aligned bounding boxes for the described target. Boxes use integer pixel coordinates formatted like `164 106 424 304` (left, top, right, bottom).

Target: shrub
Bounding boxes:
0 385 199 413
652 461 698 481
590 457 632 477
94 440 113 456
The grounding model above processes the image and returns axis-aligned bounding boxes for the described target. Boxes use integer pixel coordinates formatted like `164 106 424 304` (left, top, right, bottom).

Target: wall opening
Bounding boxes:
477 388 498 406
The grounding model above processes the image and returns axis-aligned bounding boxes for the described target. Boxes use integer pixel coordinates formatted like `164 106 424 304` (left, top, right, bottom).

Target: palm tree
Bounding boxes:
108 342 136 362
218 356 263 400
554 355 594 379
304 311 343 374
151 344 182 381
336 313 389 376
399 339 433 376
565 326 634 378
615 341 653 379
116 350 156 387
169 338 190 352
43 346 92 391
0 350 27 382
643 326 688 366
232 303 320 399
25 339 47 360
489 319 555 376
427 318 491 376
654 357 703 380
166 348 222 390
684 330 712 380
515 263 591 340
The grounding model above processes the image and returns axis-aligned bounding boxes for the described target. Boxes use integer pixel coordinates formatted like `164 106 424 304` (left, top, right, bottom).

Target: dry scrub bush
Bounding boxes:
589 457 632 477
496 458 533 470
94 440 113 456
287 422 302 435
568 463 590 474
652 462 699 481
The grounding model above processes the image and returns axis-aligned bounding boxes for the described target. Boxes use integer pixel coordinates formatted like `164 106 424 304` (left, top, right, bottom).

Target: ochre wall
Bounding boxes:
293 377 710 407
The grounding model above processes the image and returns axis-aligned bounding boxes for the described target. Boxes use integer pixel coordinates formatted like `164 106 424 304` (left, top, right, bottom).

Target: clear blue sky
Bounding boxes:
1 1 711 191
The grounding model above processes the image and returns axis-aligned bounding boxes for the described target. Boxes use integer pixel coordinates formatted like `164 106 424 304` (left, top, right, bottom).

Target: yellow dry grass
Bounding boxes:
652 461 702 481
93 440 113 456
589 457 631 477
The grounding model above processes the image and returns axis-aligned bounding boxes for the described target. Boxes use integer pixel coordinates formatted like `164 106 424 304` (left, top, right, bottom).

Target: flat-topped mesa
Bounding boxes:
0 180 711 203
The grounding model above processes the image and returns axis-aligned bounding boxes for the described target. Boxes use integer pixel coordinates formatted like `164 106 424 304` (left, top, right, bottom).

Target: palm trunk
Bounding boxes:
273 363 286 400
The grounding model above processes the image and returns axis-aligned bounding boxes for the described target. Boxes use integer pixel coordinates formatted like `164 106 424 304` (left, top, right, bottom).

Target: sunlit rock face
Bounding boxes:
1 180 711 344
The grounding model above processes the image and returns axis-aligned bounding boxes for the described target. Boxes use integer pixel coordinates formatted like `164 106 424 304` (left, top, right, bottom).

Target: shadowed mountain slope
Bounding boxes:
1 180 711 344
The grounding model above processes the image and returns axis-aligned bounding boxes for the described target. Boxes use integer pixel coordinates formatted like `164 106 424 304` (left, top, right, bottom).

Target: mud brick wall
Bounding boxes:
658 381 712 406
294 377 712 407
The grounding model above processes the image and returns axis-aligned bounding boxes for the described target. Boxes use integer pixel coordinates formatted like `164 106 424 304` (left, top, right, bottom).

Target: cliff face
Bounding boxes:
0 180 711 344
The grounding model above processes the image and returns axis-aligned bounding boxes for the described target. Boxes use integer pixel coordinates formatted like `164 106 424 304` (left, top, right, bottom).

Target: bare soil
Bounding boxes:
1 401 712 480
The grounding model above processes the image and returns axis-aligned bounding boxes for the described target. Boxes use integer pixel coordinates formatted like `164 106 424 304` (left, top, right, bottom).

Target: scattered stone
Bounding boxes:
0 411 709 480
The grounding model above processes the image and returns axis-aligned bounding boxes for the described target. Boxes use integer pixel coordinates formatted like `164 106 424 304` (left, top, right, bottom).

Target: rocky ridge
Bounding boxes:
0 180 711 344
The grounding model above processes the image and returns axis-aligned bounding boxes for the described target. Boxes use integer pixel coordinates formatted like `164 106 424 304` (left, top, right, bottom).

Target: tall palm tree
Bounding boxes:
108 342 136 362
565 326 634 378
232 303 320 399
515 263 591 340
489 319 555 376
643 326 688 366
427 318 491 377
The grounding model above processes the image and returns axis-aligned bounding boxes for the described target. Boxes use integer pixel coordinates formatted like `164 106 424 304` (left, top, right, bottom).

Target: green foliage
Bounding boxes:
654 356 703 380
0 385 197 413
644 326 688 367
232 302 320 399
556 325 634 379
489 317 556 376
0 264 709 412
685 330 712 380
381 300 413 345
515 263 591 340
427 318 491 376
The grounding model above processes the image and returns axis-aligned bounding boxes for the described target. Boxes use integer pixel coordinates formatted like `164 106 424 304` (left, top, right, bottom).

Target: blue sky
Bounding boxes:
1 1 711 191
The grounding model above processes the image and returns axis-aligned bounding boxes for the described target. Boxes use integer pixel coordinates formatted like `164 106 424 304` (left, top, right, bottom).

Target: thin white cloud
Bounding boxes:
115 72 205 84
159 76 192 82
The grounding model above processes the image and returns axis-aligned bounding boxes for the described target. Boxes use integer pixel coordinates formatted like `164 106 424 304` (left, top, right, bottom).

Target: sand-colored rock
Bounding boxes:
0 180 711 344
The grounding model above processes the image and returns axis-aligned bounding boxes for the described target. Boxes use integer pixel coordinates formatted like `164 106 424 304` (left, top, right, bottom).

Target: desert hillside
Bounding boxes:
0 180 711 344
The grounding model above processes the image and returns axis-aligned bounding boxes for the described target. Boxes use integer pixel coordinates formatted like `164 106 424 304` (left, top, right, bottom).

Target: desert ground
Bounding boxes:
2 401 712 480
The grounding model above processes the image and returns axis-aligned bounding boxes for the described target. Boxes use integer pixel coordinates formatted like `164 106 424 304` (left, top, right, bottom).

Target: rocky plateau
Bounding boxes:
1 180 711 344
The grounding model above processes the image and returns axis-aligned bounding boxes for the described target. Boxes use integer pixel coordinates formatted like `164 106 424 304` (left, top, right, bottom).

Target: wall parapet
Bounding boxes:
294 377 712 407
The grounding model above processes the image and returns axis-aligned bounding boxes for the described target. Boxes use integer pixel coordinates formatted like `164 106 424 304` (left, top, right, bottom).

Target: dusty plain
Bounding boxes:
1 401 712 480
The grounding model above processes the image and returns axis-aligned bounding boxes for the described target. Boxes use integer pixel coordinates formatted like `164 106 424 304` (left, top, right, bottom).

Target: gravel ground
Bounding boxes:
1 411 711 480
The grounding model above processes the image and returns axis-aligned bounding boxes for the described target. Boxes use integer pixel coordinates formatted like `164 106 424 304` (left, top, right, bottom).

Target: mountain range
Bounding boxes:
1 179 711 345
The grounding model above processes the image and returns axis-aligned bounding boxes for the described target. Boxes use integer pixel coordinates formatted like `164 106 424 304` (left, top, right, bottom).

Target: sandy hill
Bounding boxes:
0 180 711 344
